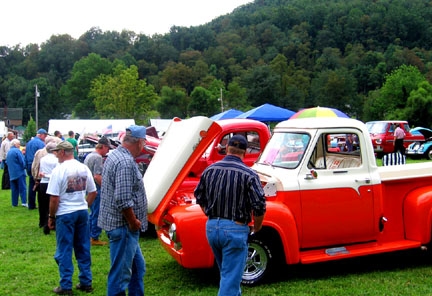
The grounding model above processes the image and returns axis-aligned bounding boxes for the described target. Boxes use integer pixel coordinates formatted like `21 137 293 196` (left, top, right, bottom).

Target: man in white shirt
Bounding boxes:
0 132 15 189
38 142 59 234
394 125 406 154
47 141 97 295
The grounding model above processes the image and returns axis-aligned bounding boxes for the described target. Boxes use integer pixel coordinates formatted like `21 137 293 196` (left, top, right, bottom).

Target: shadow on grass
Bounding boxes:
146 239 432 290
266 248 432 284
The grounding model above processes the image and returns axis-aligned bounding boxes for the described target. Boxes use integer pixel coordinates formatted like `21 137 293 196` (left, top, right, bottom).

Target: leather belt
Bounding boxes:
208 216 247 225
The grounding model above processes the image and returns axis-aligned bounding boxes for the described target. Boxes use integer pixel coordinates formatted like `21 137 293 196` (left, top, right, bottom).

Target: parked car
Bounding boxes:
77 135 100 162
365 120 424 157
77 129 161 164
406 127 432 160
115 130 160 166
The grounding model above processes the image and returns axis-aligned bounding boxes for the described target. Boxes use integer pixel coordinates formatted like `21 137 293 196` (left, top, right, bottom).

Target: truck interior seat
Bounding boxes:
315 155 361 169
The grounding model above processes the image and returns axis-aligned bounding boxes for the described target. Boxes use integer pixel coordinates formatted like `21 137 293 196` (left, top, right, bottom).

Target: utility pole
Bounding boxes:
35 85 40 129
219 88 224 112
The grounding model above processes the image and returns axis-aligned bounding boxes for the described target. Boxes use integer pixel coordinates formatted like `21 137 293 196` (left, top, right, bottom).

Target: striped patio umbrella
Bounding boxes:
290 107 349 119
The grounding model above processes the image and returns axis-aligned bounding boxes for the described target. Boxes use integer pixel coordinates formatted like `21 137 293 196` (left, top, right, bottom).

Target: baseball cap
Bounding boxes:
228 135 248 150
51 141 74 151
45 142 58 152
126 125 146 139
45 135 62 144
37 128 48 134
98 136 110 146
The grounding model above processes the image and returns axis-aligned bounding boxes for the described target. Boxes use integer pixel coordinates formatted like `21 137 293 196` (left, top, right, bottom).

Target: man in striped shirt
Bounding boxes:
195 135 266 296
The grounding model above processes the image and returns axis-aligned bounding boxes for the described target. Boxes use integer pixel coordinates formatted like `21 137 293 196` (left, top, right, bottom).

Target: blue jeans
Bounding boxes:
106 225 145 296
54 210 92 290
10 175 27 206
89 186 102 239
206 218 250 296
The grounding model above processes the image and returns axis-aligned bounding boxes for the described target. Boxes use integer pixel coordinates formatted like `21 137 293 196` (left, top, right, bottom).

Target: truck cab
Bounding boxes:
171 118 271 194
255 118 381 252
145 117 271 220
188 119 270 177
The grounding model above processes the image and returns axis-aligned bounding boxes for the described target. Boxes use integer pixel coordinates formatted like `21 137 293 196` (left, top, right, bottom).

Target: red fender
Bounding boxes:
404 186 432 243
263 201 301 264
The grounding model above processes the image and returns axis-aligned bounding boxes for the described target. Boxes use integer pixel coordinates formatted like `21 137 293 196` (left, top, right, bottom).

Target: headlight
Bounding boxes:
375 139 382 144
169 223 177 242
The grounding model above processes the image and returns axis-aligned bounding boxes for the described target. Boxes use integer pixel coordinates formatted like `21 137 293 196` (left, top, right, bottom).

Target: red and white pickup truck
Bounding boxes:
145 117 432 285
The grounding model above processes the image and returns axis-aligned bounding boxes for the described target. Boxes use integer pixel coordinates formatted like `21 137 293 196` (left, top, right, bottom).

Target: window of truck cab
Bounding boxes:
308 132 362 170
258 132 310 168
366 122 386 134
204 131 264 156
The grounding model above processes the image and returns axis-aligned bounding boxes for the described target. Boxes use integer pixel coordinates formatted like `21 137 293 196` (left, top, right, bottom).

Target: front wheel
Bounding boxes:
242 238 273 286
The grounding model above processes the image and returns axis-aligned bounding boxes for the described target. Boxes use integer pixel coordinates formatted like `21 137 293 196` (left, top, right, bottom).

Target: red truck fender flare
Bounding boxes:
262 202 300 264
403 186 432 243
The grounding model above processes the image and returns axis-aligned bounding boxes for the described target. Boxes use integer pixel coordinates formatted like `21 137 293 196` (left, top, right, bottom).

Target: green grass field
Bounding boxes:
1 162 432 295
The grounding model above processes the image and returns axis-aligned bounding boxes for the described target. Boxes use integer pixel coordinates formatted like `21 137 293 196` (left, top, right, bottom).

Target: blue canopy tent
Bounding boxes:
210 109 243 120
235 103 295 122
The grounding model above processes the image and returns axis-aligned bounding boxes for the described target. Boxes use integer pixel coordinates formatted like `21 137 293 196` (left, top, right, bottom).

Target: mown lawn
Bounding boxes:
1 162 432 295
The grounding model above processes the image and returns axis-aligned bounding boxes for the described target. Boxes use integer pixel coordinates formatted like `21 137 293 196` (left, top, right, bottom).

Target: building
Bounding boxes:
0 108 23 128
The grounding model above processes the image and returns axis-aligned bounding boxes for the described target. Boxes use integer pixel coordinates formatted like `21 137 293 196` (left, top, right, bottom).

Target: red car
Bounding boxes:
78 128 161 166
366 120 424 157
115 128 161 166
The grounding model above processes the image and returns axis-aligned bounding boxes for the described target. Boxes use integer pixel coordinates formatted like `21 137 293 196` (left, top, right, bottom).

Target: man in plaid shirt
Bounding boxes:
99 125 148 296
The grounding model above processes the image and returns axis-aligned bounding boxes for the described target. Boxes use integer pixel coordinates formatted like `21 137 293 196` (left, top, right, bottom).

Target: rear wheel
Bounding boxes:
242 238 273 286
426 148 432 160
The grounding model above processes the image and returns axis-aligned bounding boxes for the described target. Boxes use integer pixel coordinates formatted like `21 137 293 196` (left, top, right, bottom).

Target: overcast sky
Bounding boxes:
1 0 252 47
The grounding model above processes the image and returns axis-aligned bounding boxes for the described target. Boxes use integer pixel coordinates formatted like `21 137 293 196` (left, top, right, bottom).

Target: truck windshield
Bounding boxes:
257 132 310 169
366 122 387 134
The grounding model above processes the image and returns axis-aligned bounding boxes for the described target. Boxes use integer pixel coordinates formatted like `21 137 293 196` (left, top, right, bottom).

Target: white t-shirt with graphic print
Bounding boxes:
47 158 96 216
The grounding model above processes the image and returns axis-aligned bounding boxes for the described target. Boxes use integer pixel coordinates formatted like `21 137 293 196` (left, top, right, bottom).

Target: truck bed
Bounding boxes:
378 162 432 182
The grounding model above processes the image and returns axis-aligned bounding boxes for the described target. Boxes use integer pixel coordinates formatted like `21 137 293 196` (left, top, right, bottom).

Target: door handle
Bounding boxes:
355 178 371 184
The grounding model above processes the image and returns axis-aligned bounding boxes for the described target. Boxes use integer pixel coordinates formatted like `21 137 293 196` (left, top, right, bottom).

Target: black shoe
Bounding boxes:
53 286 73 295
43 225 50 235
76 283 93 293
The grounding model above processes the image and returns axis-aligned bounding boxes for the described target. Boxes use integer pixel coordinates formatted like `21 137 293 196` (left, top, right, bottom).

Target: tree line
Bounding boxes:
1 0 432 129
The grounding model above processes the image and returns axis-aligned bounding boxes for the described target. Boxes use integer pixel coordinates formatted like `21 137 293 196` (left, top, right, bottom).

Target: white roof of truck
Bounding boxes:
275 118 367 131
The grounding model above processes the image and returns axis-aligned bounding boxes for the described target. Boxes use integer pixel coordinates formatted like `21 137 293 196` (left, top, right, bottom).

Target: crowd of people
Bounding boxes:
1 125 267 295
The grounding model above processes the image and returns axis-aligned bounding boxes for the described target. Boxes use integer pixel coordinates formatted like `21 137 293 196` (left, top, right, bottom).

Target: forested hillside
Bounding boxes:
1 0 432 128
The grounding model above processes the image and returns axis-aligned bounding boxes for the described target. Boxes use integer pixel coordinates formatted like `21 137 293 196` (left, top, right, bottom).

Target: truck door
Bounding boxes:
298 130 377 249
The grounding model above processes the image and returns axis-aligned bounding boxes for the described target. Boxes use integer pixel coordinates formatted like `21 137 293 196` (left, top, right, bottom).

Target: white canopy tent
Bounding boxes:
48 119 135 137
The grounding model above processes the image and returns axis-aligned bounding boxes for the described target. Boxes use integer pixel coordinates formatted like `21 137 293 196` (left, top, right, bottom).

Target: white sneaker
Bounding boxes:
21 203 28 207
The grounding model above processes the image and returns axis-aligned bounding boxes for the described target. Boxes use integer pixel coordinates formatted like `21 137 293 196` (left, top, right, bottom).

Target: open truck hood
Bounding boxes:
144 116 222 225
